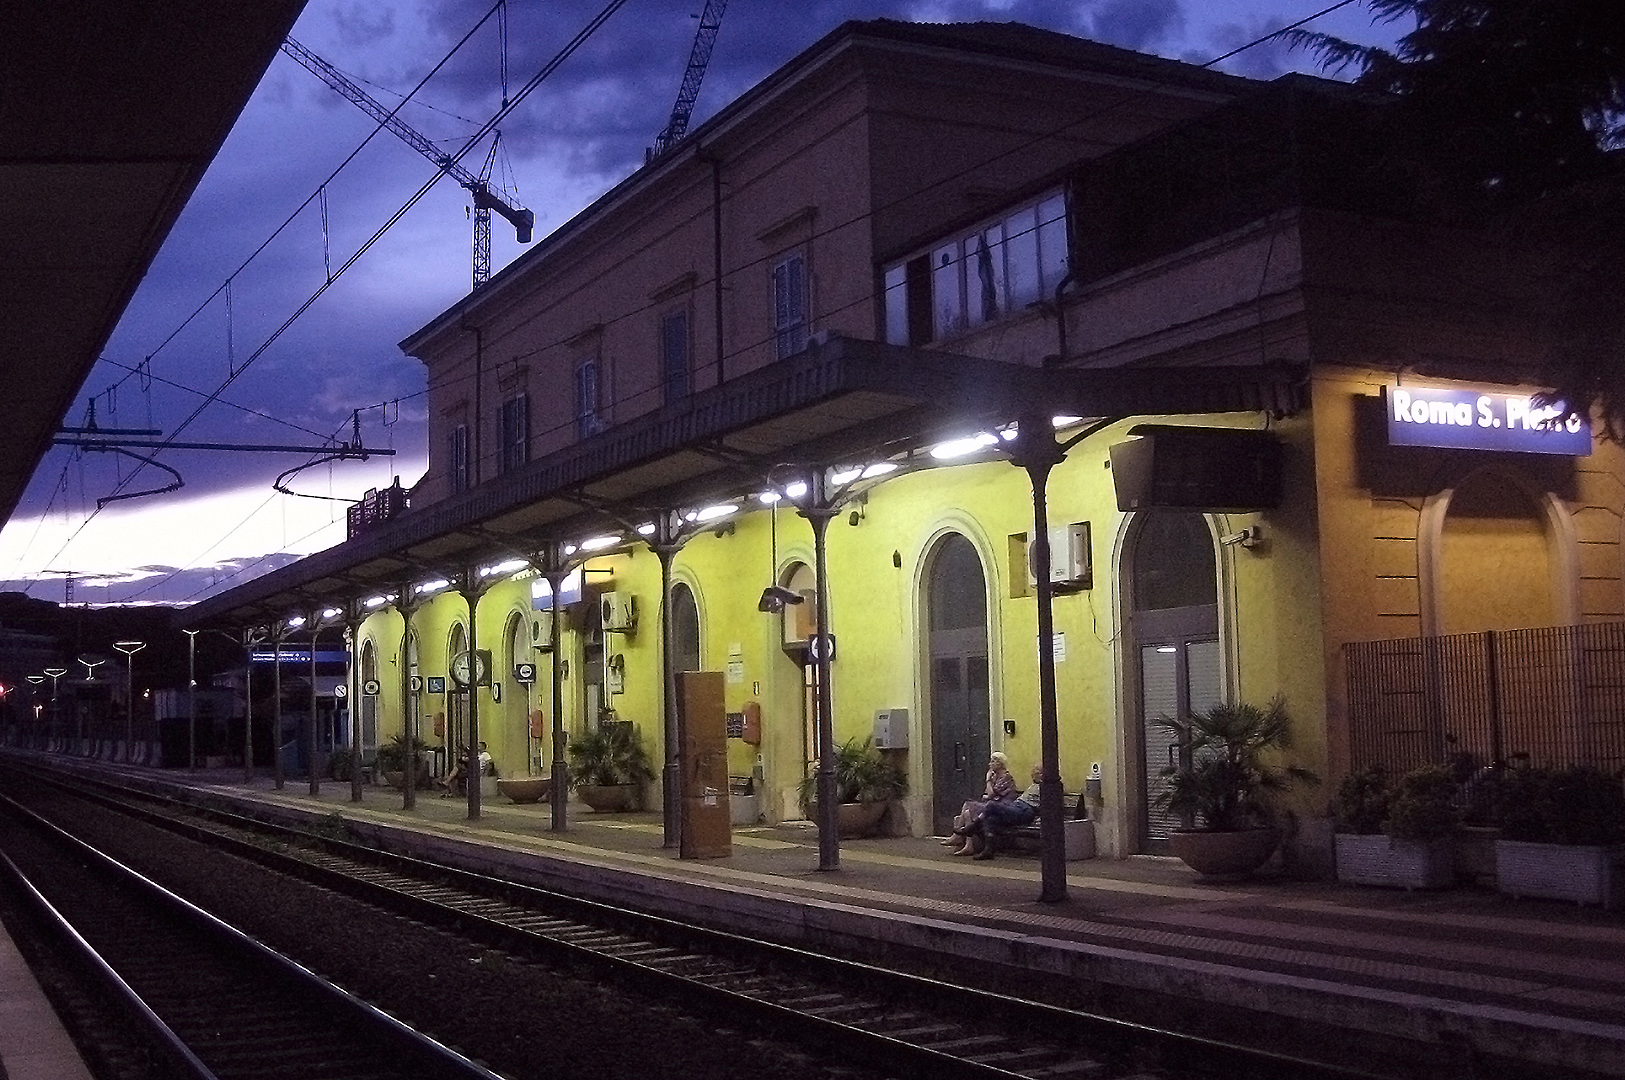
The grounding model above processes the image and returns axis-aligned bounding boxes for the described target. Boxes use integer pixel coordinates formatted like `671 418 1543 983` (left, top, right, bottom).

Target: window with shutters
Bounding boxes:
499 393 529 473
575 357 604 439
661 309 690 403
448 424 469 495
771 252 807 359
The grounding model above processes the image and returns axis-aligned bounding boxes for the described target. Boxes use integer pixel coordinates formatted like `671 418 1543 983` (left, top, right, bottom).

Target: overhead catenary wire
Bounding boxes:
23 3 1352 604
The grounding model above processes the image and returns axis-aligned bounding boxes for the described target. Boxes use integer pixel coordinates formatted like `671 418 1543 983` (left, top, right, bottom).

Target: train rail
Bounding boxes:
0 789 509 1080
2 766 1393 1080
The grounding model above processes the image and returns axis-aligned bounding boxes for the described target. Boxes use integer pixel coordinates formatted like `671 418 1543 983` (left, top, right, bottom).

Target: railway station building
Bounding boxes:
182 19 1625 861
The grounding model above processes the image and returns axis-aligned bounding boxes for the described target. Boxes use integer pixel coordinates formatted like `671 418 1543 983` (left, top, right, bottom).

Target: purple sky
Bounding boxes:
0 0 1396 607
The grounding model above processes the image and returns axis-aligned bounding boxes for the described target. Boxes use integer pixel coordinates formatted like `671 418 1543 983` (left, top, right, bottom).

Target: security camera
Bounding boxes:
757 584 805 613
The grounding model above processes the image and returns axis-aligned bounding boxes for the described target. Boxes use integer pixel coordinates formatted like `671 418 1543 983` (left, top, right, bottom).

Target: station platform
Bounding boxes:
0 899 95 1080
12 757 1625 1078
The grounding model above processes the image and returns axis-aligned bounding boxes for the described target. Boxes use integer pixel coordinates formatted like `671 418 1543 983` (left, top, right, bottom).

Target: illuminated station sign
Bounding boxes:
1384 385 1591 457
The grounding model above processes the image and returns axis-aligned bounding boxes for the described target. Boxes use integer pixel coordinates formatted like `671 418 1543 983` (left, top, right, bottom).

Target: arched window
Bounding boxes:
671 583 701 673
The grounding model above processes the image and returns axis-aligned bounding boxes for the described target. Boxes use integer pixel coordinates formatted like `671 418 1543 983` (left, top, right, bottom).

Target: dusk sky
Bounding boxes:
0 0 1398 607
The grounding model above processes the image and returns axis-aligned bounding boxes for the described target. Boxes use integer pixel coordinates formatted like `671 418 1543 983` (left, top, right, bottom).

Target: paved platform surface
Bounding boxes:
0 894 95 1080
11 758 1625 1078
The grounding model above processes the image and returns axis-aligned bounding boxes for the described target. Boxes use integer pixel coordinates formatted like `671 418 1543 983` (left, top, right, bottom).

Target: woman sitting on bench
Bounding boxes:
943 752 1017 852
952 764 1042 860
440 741 493 797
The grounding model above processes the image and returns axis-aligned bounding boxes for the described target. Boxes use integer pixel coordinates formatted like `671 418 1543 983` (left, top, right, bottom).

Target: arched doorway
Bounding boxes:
1129 512 1222 853
359 640 378 759
1438 472 1558 634
926 533 991 835
671 583 701 674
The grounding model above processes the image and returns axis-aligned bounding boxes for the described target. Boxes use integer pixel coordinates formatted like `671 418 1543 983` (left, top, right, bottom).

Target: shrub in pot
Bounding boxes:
798 736 907 838
376 733 431 786
1334 764 1458 889
568 722 655 812
1494 765 1625 906
1155 697 1318 878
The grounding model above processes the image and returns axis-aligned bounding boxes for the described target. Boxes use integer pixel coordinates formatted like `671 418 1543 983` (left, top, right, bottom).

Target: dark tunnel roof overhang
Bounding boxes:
179 336 1305 629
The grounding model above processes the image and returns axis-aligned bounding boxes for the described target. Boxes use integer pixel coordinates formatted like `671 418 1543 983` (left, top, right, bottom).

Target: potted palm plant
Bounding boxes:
1494 765 1625 907
798 736 908 838
1155 697 1317 879
568 721 655 813
376 732 431 788
1334 764 1458 889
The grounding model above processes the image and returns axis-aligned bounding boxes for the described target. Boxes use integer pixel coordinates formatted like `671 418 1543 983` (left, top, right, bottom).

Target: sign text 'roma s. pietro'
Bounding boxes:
1384 385 1591 456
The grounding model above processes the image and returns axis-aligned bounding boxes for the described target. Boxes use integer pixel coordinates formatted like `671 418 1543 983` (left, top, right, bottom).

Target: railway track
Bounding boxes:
2 767 1391 1080
0 789 508 1080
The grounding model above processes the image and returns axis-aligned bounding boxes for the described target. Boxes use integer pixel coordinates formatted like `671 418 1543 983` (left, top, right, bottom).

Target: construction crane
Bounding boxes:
650 0 728 159
281 37 534 290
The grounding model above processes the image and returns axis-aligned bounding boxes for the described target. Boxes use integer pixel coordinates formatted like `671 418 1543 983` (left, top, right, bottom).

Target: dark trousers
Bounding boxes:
977 800 1036 846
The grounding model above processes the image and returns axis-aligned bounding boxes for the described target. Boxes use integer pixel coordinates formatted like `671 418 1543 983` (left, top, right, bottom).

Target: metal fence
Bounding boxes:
1344 622 1625 775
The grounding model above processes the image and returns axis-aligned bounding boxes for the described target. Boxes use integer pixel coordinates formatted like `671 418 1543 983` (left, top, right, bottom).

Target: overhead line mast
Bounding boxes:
650 0 728 159
281 37 534 289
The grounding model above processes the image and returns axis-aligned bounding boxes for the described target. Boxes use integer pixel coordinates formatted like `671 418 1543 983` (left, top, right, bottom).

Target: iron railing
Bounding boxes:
1345 622 1625 775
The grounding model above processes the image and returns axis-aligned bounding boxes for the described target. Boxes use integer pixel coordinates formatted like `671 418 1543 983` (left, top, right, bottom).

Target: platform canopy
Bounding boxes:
0 1 308 526
181 336 1304 630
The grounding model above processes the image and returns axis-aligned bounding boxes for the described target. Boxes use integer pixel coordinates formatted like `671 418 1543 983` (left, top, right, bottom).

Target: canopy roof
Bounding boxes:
181 336 1304 629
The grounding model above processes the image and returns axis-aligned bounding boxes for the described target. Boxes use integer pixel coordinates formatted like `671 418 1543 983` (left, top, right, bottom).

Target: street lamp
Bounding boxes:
75 656 105 747
42 667 67 746
183 629 199 770
113 640 146 762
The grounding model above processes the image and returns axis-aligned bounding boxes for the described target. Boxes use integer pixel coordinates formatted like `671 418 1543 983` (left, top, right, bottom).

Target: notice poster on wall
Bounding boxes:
1384 385 1591 456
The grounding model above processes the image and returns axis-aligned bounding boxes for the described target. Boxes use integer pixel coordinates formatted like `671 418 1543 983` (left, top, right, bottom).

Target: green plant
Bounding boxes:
798 736 908 812
1334 764 1392 835
1496 765 1625 846
568 722 655 789
330 746 360 781
1154 697 1318 831
1384 765 1460 842
376 733 431 781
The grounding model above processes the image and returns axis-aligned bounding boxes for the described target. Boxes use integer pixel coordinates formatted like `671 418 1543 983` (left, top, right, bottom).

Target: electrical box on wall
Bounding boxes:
530 616 554 651
873 708 909 749
1026 522 1092 590
600 591 637 632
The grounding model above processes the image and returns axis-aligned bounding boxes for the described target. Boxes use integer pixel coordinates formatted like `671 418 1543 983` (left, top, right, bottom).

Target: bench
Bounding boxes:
1004 792 1096 860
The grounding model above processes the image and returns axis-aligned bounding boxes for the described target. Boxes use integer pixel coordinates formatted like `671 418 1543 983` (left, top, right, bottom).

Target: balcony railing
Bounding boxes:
1344 622 1625 775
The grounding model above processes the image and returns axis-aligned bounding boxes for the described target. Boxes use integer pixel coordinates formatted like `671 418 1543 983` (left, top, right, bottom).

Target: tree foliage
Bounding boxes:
1292 1 1625 432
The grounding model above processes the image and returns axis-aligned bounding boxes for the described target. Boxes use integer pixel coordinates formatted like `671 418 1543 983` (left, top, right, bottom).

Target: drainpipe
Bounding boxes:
1047 269 1079 369
649 511 687 849
798 470 842 872
545 563 570 832
697 147 725 387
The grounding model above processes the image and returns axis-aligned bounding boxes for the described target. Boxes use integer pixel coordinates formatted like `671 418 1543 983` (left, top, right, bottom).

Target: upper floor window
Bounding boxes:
772 253 807 359
661 310 690 403
575 357 604 439
883 192 1068 347
448 423 469 495
500 393 529 474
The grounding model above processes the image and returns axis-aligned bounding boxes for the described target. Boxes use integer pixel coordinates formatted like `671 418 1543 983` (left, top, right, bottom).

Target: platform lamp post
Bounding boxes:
76 656 105 750
25 676 43 749
183 629 199 770
43 667 67 748
113 640 146 763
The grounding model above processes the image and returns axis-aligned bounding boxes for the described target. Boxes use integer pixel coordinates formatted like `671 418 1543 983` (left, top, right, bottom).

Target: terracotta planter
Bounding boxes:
1335 833 1454 890
497 777 550 804
1169 827 1279 879
577 783 638 813
807 800 888 838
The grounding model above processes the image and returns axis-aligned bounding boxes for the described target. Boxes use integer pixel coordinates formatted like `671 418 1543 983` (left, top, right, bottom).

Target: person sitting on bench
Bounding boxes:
440 741 493 797
944 752 1018 852
954 764 1042 860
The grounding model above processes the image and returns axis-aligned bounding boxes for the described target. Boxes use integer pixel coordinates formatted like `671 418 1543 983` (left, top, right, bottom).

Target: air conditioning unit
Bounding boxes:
1026 522 1092 589
600 591 637 632
529 615 555 652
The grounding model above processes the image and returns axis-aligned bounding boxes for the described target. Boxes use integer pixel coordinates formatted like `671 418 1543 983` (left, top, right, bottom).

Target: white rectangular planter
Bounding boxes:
1335 833 1455 890
1495 839 1623 908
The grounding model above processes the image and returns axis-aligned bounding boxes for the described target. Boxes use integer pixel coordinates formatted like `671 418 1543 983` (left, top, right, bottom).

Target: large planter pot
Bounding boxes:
1169 827 1279 880
1496 839 1624 908
496 777 551 804
1335 833 1454 890
807 800 888 838
576 783 638 813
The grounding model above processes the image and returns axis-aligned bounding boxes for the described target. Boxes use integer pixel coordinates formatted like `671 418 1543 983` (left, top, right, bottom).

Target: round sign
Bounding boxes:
333 683 348 699
362 678 382 696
